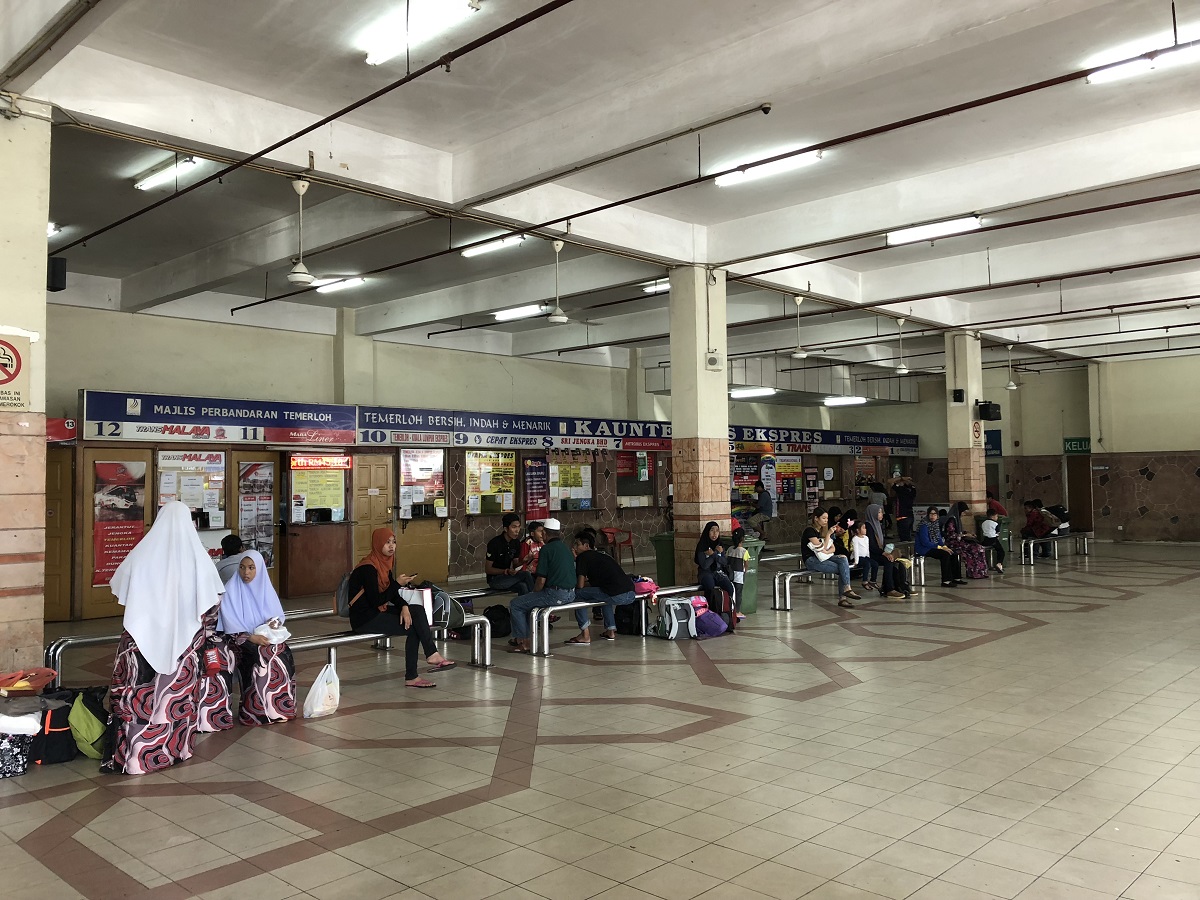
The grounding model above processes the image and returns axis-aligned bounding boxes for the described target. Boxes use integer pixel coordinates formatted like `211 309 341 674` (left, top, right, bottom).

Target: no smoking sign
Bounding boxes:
0 336 31 411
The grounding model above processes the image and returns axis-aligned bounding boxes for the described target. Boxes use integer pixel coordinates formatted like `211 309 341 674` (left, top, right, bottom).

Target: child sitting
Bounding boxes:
851 521 878 590
726 528 749 621
517 521 546 573
980 509 1005 573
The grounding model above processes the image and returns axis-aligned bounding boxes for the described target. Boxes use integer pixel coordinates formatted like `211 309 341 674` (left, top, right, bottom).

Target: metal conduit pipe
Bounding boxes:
54 0 581 255
241 40 1200 314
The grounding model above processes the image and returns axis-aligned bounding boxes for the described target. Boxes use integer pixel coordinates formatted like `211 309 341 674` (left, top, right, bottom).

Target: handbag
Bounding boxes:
302 663 340 718
398 587 434 623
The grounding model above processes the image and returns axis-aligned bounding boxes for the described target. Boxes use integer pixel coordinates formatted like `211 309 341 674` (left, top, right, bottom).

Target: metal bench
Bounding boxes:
529 585 703 657
771 571 813 610
44 595 493 690
1020 532 1090 564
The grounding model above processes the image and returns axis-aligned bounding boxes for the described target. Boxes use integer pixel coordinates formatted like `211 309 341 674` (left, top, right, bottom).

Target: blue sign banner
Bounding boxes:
985 429 1003 458
729 425 919 456
83 390 357 445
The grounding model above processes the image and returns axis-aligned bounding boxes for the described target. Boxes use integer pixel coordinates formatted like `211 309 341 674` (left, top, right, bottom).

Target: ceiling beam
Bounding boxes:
354 254 662 336
119 194 426 311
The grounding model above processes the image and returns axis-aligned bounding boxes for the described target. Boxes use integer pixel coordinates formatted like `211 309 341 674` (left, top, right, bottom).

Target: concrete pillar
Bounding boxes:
0 100 52 667
944 331 986 534
669 266 730 583
334 308 375 405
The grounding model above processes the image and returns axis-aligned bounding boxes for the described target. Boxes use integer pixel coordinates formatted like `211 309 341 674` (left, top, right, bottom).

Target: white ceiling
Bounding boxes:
14 0 1200 395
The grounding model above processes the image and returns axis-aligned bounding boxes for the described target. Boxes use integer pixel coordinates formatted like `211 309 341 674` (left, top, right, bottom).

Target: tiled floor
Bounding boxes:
7 544 1200 899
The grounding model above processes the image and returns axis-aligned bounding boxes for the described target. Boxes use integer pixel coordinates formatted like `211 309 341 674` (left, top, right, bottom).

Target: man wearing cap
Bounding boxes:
214 533 246 584
485 513 534 595
508 518 575 653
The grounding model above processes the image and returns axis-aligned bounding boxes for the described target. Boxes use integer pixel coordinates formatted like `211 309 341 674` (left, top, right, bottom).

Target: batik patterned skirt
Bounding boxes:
105 606 232 775
234 640 296 726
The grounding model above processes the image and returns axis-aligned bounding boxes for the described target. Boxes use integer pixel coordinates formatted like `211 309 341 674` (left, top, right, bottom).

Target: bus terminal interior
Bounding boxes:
5 2 1200 898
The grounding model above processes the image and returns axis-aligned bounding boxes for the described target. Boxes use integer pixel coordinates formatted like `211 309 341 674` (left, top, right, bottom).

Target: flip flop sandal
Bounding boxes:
838 598 855 608
565 636 591 645
507 647 531 654
427 661 457 672
405 679 436 689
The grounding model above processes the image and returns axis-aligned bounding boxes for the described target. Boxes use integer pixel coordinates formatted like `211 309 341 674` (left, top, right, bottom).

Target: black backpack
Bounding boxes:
30 690 78 765
614 603 644 635
484 605 512 638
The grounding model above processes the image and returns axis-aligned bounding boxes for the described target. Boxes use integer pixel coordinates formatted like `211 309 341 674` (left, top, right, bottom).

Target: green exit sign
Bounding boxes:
1063 437 1091 454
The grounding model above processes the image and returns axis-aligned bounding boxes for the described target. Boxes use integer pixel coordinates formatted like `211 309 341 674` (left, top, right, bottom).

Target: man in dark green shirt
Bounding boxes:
509 518 575 653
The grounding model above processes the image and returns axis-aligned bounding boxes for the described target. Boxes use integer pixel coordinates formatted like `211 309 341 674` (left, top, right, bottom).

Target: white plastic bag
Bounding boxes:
254 622 292 644
398 587 433 623
303 662 340 718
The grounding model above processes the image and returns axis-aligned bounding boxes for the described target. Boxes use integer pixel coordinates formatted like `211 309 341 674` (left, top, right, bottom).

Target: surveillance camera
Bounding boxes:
761 103 772 115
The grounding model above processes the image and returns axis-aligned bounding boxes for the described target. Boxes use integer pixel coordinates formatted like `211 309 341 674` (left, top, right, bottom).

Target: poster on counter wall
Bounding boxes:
465 451 516 515
776 455 803 500
92 461 147 586
523 458 551 520
400 449 446 516
731 454 761 499
238 462 275 567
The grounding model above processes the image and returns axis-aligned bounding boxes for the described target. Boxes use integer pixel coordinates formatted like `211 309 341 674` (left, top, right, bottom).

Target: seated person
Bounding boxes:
348 528 455 688
1021 500 1053 559
801 508 860 608
694 521 736 608
882 543 913 599
915 506 966 587
485 513 535 594
509 519 576 653
517 521 546 573
981 508 1005 573
566 530 637 644
215 533 246 583
986 491 1008 517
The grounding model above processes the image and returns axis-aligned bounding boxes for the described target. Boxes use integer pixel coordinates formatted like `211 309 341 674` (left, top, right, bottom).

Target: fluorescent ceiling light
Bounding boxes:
729 387 777 399
1084 29 1200 83
886 215 981 246
493 304 545 322
362 0 478 65
47 222 61 238
641 280 670 294
314 277 366 294
462 235 525 258
1087 46 1200 83
715 149 822 187
134 156 200 191
824 396 867 406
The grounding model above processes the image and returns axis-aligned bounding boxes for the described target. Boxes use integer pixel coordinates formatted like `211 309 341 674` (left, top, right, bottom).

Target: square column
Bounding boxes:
0 101 51 666
945 331 986 533
669 266 730 582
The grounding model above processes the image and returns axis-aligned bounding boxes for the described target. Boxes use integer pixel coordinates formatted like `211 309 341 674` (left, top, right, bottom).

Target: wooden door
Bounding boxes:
229 449 282 593
1065 455 1094 532
81 447 153 619
352 454 395 562
44 447 74 621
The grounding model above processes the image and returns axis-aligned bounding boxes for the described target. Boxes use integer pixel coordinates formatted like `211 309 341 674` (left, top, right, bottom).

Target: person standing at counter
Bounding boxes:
485 513 535 595
104 501 229 776
349 529 456 688
891 477 917 541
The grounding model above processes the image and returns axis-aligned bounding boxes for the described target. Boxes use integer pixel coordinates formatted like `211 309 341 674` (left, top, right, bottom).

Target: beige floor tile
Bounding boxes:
576 845 664 881
730 859 826 899
835 859 931 899
477 847 567 884
870 840 963 878
940 858 1037 899
1039 857 1137 895
1122 872 1200 899
627 862 722 900
905 823 990 857
970 838 1061 876
308 869 407 900
809 824 897 858
419 866 514 900
1065 835 1157 872
1011 877 1118 899
773 842 864 879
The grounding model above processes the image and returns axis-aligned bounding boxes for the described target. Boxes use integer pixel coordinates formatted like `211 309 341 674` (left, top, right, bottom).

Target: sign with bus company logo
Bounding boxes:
83 391 356 444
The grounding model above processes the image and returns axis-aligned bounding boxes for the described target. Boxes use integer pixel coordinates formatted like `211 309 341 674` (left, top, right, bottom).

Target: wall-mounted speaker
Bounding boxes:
977 402 1002 421
47 257 67 292
951 388 965 403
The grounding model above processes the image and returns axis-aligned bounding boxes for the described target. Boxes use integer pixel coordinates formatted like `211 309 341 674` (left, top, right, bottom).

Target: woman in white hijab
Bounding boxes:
219 549 296 725
103 501 230 775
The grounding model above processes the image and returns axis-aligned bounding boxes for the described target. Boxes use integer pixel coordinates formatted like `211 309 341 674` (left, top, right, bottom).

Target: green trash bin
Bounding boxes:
739 537 766 615
650 532 676 587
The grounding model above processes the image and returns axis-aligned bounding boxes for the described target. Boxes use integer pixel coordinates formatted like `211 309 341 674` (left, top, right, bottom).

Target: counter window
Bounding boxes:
157 450 226 529
400 448 447 519
616 451 655 508
290 455 349 523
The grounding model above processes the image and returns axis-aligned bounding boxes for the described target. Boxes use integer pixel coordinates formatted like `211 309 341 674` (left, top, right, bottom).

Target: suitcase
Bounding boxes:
707 587 736 632
654 597 697 640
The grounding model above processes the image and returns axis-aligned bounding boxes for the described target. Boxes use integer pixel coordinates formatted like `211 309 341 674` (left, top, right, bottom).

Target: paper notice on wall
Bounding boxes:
550 497 562 511
291 494 307 524
468 495 481 515
180 475 204 508
209 510 225 529
159 471 177 502
412 486 426 503
202 489 221 510
502 492 514 512
399 486 413 506
480 468 492 492
400 505 413 520
434 499 447 518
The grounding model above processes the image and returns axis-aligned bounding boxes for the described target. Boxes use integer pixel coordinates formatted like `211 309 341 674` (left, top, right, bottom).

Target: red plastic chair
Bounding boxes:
600 528 636 567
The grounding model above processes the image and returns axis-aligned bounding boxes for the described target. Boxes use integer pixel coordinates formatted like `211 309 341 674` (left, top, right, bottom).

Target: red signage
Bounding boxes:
290 455 352 470
47 418 78 442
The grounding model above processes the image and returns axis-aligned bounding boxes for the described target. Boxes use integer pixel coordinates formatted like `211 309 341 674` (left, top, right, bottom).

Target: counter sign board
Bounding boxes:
0 336 30 411
83 391 356 444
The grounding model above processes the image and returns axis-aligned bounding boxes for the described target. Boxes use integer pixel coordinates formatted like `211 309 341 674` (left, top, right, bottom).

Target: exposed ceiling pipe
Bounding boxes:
53 0 582 255
239 39 1200 312
727 183 1200 279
